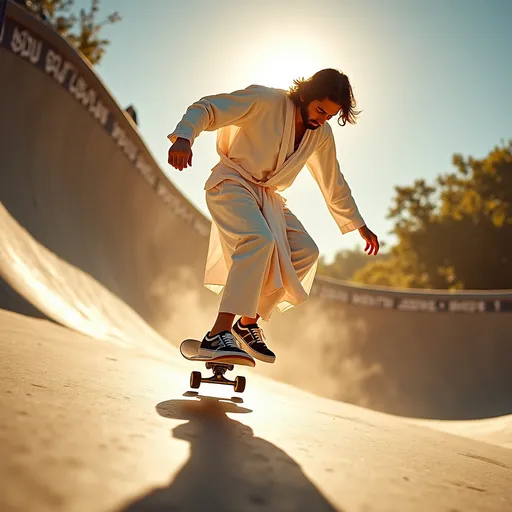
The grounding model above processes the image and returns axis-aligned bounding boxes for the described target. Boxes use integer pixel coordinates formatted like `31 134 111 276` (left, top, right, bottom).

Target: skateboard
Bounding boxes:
179 339 255 393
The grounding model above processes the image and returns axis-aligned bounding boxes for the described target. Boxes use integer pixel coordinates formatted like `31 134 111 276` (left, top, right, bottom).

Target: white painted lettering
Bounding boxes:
318 287 350 303
352 293 394 309
448 300 486 313
11 27 42 64
8 21 209 239
69 73 88 104
45 49 60 76
112 122 137 162
135 155 157 187
57 60 74 85
89 98 109 126
397 298 437 312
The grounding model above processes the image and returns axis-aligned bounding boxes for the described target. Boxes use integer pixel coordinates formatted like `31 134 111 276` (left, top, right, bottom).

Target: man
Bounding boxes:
168 68 379 366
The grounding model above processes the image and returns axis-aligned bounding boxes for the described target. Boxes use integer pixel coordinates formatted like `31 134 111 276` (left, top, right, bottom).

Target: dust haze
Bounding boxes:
1 7 511 422
150 266 383 408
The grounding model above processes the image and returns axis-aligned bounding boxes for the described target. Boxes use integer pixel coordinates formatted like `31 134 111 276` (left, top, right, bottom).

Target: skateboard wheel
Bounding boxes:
190 371 201 389
234 376 246 393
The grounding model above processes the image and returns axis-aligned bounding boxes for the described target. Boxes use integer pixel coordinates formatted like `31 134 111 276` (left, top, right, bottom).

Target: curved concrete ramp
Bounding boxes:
265 281 512 419
1 0 512 426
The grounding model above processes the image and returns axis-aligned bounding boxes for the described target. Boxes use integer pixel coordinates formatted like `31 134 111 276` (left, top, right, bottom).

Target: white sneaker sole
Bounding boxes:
232 331 276 364
198 347 255 367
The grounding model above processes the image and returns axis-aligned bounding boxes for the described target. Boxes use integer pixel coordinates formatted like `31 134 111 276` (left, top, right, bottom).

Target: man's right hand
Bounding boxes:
168 138 193 171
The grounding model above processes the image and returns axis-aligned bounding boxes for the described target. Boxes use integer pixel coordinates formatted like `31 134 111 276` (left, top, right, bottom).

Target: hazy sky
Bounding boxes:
80 0 510 262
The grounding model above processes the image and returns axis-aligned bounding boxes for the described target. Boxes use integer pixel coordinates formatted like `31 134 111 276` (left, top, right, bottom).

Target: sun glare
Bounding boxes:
243 34 328 90
253 53 316 90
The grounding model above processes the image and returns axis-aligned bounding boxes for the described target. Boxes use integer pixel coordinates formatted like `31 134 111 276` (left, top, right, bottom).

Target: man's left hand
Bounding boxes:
358 225 380 255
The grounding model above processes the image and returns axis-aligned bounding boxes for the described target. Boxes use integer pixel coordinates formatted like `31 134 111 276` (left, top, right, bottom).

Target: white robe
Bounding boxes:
168 85 365 317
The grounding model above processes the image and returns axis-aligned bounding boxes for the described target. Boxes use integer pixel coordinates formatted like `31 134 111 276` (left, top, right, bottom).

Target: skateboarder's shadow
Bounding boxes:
119 392 338 511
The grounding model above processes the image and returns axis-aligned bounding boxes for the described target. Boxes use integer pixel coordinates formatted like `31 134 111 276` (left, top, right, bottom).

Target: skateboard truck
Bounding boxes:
190 361 246 393
180 339 252 394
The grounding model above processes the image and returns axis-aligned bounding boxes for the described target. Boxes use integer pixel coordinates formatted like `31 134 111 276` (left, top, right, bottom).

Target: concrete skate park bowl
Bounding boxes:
1 2 512 423
3 6 512 511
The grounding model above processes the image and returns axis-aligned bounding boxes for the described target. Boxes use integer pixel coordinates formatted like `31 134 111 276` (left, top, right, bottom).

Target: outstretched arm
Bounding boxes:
167 85 262 146
306 128 379 255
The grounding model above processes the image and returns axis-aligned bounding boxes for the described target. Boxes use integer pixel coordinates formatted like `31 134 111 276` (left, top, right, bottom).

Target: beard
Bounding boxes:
299 102 321 130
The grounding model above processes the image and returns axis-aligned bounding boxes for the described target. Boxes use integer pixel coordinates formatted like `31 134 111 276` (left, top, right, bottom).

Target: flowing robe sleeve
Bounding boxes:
168 86 262 146
306 126 366 234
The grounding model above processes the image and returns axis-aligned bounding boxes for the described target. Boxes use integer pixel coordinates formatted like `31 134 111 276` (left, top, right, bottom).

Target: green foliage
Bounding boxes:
352 139 512 290
317 247 390 282
24 0 121 65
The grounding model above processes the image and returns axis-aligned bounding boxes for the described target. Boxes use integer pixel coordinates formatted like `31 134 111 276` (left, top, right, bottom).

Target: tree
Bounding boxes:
317 247 389 282
24 0 121 65
353 139 512 290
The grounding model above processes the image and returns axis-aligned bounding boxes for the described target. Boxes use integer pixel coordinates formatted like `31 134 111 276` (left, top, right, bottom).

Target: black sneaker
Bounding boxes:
199 330 255 366
232 319 276 363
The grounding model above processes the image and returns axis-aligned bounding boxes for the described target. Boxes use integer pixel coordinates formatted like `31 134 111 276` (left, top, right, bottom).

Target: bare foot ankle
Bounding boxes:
210 313 235 337
209 328 226 337
240 316 258 326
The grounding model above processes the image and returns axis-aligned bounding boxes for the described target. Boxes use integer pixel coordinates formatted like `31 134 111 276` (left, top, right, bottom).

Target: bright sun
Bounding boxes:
240 33 329 90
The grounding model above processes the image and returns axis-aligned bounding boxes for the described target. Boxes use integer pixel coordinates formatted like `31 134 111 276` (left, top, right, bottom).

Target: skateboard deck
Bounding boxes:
180 338 255 393
180 339 255 367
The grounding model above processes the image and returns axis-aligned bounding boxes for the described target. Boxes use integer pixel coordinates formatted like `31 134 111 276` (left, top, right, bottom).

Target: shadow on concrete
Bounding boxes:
118 392 340 512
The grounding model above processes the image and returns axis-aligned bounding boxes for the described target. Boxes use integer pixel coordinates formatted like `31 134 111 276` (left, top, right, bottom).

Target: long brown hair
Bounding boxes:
288 68 361 126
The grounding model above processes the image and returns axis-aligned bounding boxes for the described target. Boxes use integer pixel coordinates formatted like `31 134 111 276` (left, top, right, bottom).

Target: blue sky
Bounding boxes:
80 0 511 262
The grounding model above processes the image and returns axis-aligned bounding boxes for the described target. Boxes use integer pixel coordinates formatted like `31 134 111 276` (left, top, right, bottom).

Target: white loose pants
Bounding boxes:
205 179 319 320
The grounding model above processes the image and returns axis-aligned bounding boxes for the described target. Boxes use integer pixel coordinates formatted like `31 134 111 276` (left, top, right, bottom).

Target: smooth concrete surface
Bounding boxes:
1 308 511 512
